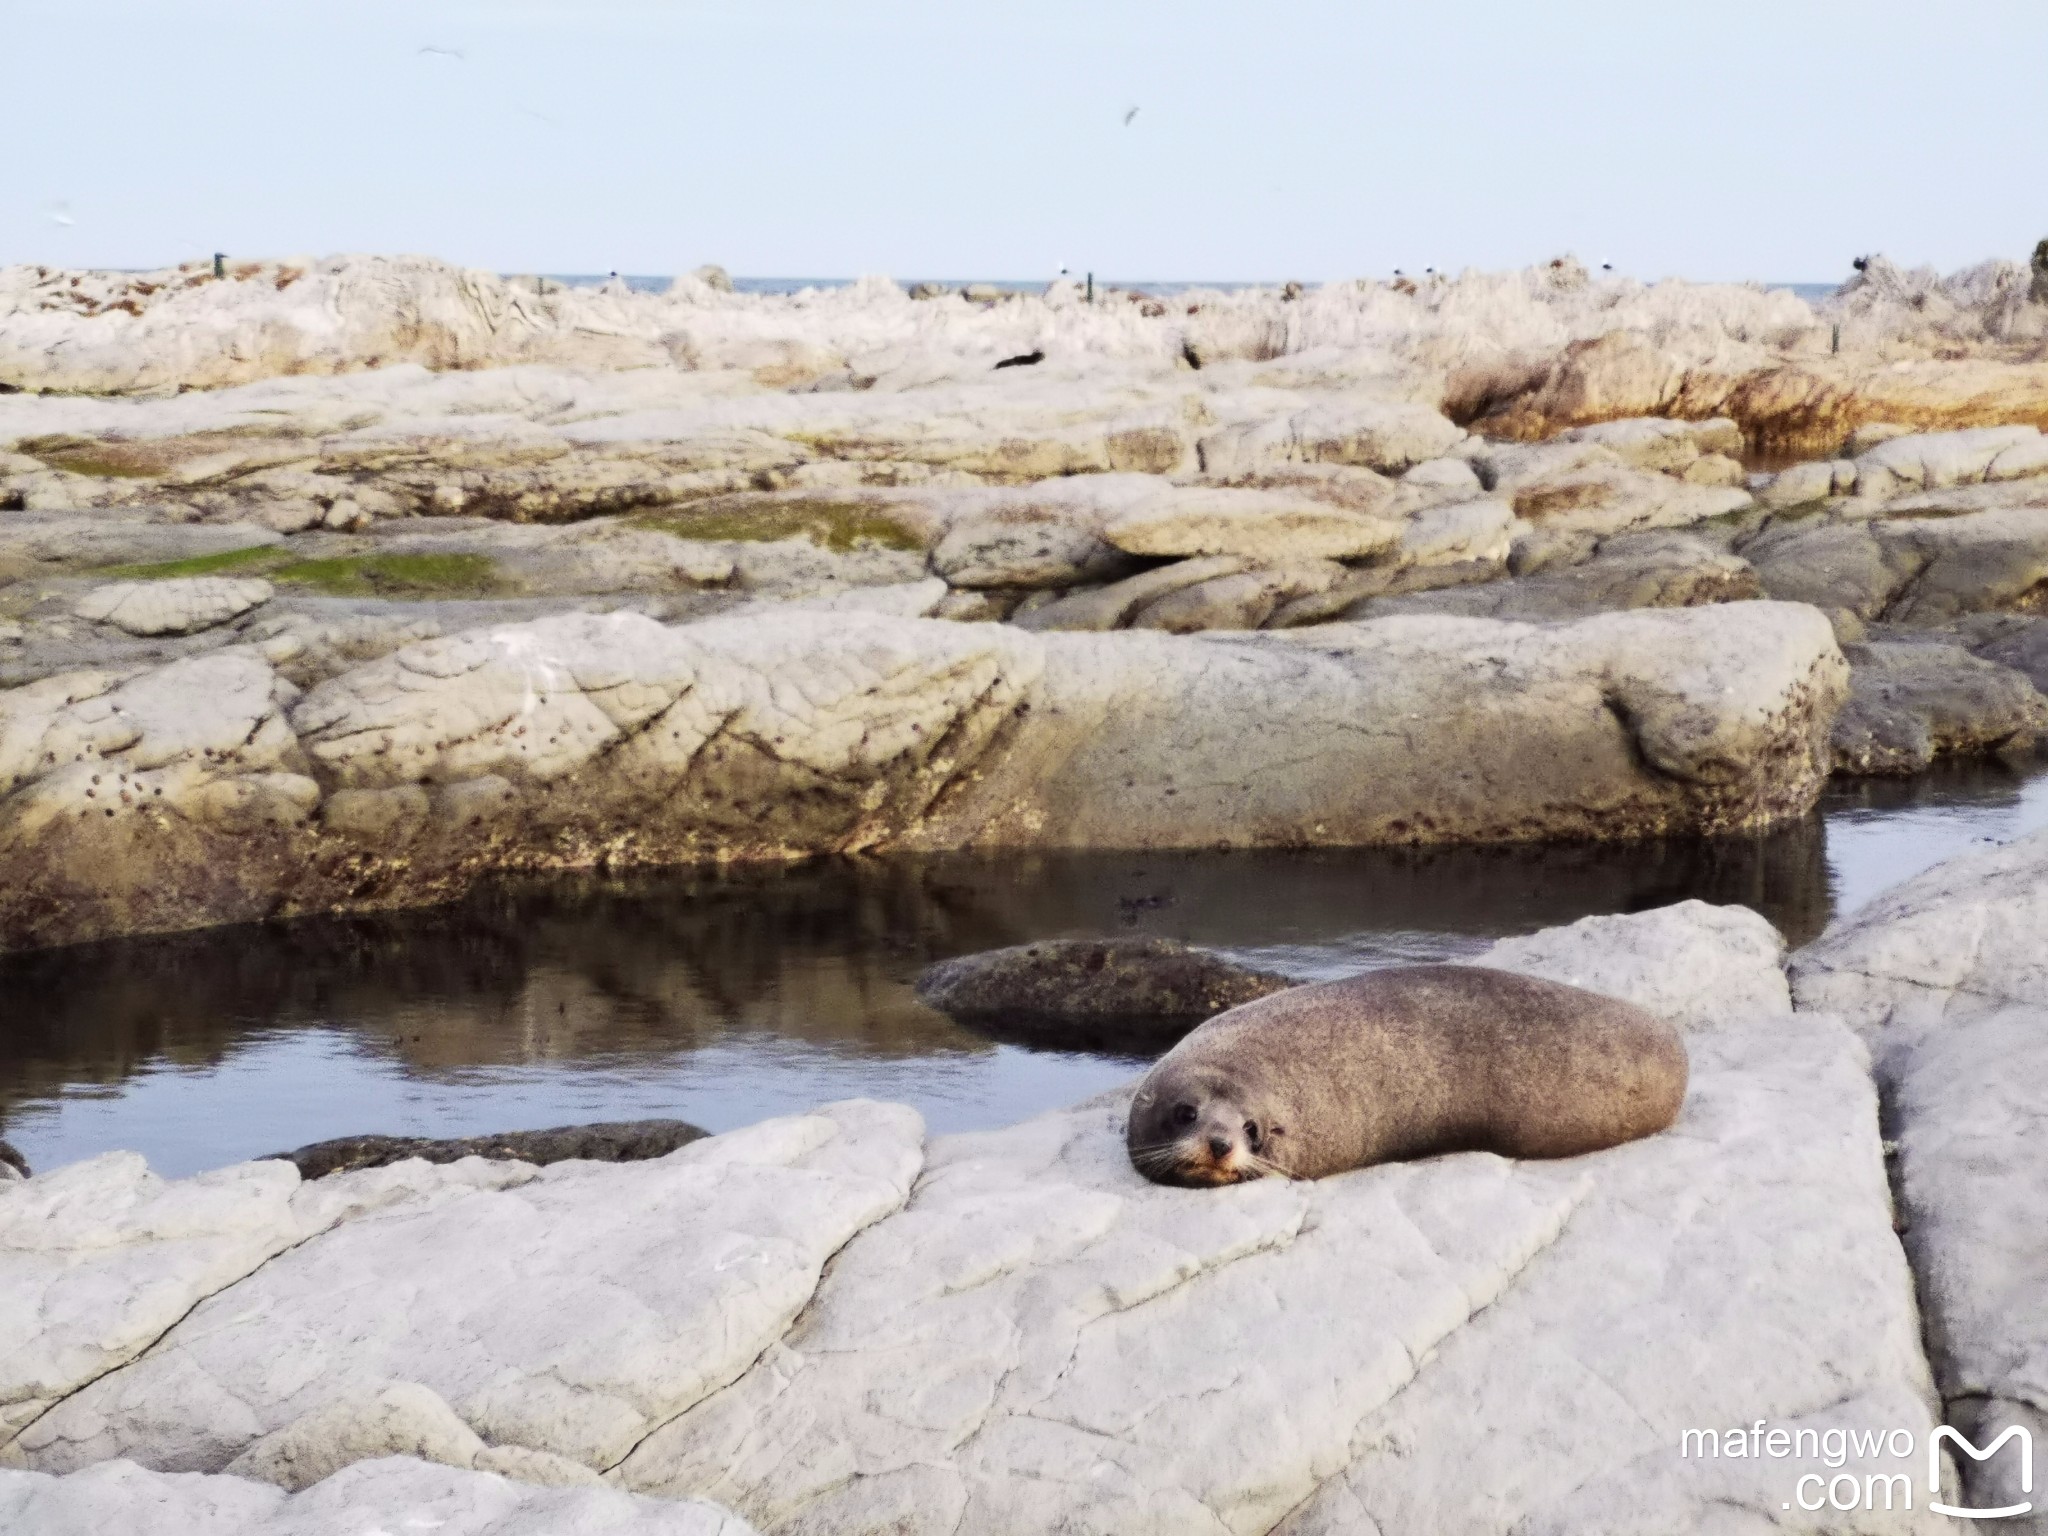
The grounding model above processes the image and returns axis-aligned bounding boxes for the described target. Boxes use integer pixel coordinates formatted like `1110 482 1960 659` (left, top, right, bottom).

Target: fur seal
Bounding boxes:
1126 965 1686 1186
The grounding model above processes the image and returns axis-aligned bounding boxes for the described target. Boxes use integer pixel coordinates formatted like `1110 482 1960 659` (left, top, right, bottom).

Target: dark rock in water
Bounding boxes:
915 936 1292 1054
1966 614 2048 697
272 1119 710 1180
1831 640 2048 776
0 1137 29 1180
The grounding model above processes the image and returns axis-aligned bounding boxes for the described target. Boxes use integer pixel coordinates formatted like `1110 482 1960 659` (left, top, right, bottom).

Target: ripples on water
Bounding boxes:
5 757 2044 1176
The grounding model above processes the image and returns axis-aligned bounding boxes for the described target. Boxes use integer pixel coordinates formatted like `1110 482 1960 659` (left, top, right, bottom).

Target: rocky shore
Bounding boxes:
6 253 2047 949
6 822 2045 1532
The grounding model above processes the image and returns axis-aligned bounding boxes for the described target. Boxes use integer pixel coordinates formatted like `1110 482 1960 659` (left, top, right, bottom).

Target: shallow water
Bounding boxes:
4 756 2044 1177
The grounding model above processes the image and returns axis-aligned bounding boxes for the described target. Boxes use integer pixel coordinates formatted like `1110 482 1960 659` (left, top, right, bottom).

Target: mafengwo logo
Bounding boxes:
1679 1420 2033 1519
1930 1425 2033 1521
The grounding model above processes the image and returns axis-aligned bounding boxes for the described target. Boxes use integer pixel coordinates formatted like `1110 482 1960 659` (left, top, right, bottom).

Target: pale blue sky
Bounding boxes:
11 0 2047 283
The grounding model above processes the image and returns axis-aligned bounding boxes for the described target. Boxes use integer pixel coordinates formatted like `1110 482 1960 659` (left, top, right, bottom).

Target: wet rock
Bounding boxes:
272 1118 712 1180
0 1456 756 1533
913 936 1292 1050
1830 640 2048 774
0 1139 27 1180
73 576 274 637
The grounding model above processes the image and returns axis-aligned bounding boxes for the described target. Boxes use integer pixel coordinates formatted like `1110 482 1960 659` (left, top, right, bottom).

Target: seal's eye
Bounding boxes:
1244 1120 1261 1149
1171 1103 1197 1128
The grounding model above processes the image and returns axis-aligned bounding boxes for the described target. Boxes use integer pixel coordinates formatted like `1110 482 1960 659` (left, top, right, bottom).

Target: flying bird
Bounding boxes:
1123 105 1139 127
418 45 466 60
44 202 75 227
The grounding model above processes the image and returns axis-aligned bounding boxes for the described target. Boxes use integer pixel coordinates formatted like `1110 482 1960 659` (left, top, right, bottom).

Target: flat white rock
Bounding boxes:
614 907 1938 1534
0 1455 756 1535
74 577 274 636
18 1103 923 1477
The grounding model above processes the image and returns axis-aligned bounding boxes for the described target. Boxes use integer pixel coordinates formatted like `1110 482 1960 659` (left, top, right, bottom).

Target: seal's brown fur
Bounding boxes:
1126 965 1687 1186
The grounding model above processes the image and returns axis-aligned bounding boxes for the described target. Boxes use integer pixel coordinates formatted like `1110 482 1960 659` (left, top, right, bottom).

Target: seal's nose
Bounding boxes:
1207 1135 1231 1160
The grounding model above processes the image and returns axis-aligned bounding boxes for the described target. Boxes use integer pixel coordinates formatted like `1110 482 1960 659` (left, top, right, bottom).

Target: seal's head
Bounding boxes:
1126 1063 1287 1187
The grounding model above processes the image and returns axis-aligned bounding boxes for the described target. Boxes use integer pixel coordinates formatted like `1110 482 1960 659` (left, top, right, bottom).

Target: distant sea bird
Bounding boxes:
44 202 75 227
1123 105 1140 127
418 45 466 60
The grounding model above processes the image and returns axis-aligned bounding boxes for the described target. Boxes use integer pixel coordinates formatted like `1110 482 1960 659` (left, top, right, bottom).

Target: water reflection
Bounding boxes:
3 753 2044 1176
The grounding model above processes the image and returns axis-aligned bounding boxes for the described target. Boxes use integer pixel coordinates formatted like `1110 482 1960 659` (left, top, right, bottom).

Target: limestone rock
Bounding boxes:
1830 640 2047 774
1850 425 2042 499
913 936 1292 1050
0 1154 306 1447
933 518 1134 589
1504 461 1753 538
1124 561 1347 633
1748 503 2048 630
1010 556 1248 632
912 603 1849 854
1396 455 1483 496
271 1119 711 1180
1102 487 1403 561
0 604 1850 950
1476 899 1791 1029
1395 496 1517 568
1758 458 1857 509
0 1455 756 1533
1881 1005 2048 1528
1197 397 1467 477
1556 415 1746 472
73 577 275 637
19 1103 924 1477
1966 613 2048 693
616 906 1937 1536
1789 822 2048 1044
1360 532 1760 622
1789 833 2048 1527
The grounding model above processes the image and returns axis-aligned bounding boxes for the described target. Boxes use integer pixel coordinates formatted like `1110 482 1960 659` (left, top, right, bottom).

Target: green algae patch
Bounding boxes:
641 498 927 554
99 545 287 580
95 546 505 597
270 552 504 597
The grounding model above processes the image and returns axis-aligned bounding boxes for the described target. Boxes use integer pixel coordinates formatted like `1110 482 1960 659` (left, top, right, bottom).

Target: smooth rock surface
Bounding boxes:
0 1455 756 1534
19 1103 923 1476
1102 488 1402 561
1790 831 2048 1529
615 903 1939 1535
73 578 274 637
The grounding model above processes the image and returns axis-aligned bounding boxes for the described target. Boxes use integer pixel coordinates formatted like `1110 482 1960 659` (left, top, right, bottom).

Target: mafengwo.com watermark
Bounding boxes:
1680 1420 2033 1519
